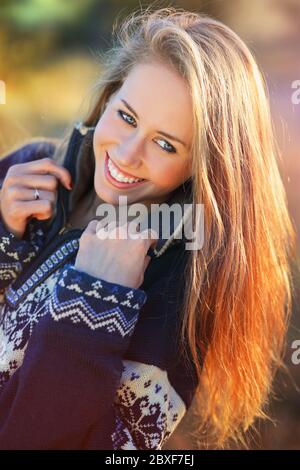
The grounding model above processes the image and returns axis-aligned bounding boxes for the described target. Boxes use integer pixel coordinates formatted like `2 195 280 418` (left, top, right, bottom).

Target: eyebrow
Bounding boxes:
120 98 188 148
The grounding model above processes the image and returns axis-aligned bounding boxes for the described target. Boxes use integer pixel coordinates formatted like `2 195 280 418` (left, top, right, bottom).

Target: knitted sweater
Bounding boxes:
0 124 200 450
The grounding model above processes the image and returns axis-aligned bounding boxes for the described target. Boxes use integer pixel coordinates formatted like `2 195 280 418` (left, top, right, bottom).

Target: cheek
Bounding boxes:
150 158 191 189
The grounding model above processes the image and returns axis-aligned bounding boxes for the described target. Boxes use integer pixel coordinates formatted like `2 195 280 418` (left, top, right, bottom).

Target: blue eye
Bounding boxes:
155 139 176 153
117 109 177 154
117 110 136 126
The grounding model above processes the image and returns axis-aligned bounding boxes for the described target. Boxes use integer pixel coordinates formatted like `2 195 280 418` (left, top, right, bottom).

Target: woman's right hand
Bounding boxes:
0 158 72 240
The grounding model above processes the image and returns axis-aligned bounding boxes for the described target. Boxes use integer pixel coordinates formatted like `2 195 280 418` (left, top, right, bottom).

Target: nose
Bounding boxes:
114 133 144 170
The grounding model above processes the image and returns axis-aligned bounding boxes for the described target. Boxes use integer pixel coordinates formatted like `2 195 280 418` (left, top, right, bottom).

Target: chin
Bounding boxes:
96 190 119 205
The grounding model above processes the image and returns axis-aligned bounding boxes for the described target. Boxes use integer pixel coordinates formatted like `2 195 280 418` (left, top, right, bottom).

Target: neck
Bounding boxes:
70 189 170 230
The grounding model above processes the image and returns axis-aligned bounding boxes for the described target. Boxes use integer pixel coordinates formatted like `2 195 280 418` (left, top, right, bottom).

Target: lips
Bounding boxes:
104 152 147 189
106 152 144 181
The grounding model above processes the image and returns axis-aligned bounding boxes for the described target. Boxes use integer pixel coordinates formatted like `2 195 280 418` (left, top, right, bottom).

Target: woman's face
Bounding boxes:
93 61 193 207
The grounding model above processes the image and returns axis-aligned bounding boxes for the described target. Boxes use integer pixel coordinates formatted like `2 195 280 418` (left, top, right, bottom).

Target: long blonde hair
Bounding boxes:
55 6 297 448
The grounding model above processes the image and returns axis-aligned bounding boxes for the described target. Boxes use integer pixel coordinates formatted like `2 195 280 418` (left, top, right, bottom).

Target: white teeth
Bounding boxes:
107 156 144 183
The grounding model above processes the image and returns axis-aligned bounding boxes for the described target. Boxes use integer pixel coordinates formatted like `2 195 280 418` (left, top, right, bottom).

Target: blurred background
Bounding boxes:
0 0 299 450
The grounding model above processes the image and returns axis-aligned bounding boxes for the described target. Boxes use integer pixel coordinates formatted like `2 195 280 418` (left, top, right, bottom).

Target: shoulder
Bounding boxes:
0 138 60 189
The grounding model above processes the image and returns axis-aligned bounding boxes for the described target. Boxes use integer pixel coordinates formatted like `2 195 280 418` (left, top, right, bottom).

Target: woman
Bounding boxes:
0 7 296 450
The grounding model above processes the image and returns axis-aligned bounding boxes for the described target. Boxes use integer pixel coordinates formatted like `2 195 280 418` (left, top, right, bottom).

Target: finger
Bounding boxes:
127 220 141 237
139 228 159 244
6 186 56 203
145 229 159 252
143 254 152 271
85 219 116 235
85 219 99 233
18 158 72 190
105 220 122 237
11 199 54 221
95 218 109 233
106 220 119 230
8 174 60 192
115 221 131 239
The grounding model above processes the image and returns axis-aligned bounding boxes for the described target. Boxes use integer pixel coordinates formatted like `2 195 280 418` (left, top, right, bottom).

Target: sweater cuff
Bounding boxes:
0 218 46 277
48 263 147 339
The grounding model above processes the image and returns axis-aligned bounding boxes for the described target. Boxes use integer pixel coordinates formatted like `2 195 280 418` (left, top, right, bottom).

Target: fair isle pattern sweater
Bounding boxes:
0 220 187 449
0 128 199 450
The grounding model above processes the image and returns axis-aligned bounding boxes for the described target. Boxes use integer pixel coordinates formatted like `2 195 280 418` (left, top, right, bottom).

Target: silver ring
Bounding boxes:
34 188 40 200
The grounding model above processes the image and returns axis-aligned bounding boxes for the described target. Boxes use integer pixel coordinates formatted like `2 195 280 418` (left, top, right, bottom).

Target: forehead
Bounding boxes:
115 62 193 146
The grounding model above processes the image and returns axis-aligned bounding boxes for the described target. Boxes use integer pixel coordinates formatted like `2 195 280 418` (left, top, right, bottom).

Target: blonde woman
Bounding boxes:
0 7 296 449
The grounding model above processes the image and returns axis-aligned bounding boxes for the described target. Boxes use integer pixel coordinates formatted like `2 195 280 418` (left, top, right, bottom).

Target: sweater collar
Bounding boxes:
55 122 193 259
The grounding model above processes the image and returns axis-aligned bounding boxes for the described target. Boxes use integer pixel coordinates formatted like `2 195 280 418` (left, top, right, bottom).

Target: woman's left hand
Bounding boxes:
74 220 158 289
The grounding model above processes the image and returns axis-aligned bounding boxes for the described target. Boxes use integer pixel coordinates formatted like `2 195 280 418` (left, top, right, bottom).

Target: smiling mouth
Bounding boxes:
106 152 144 182
105 152 147 187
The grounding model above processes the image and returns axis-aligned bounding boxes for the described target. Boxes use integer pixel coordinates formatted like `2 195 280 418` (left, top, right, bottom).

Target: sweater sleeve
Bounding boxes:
111 359 187 449
0 217 47 292
0 262 186 449
0 140 56 293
